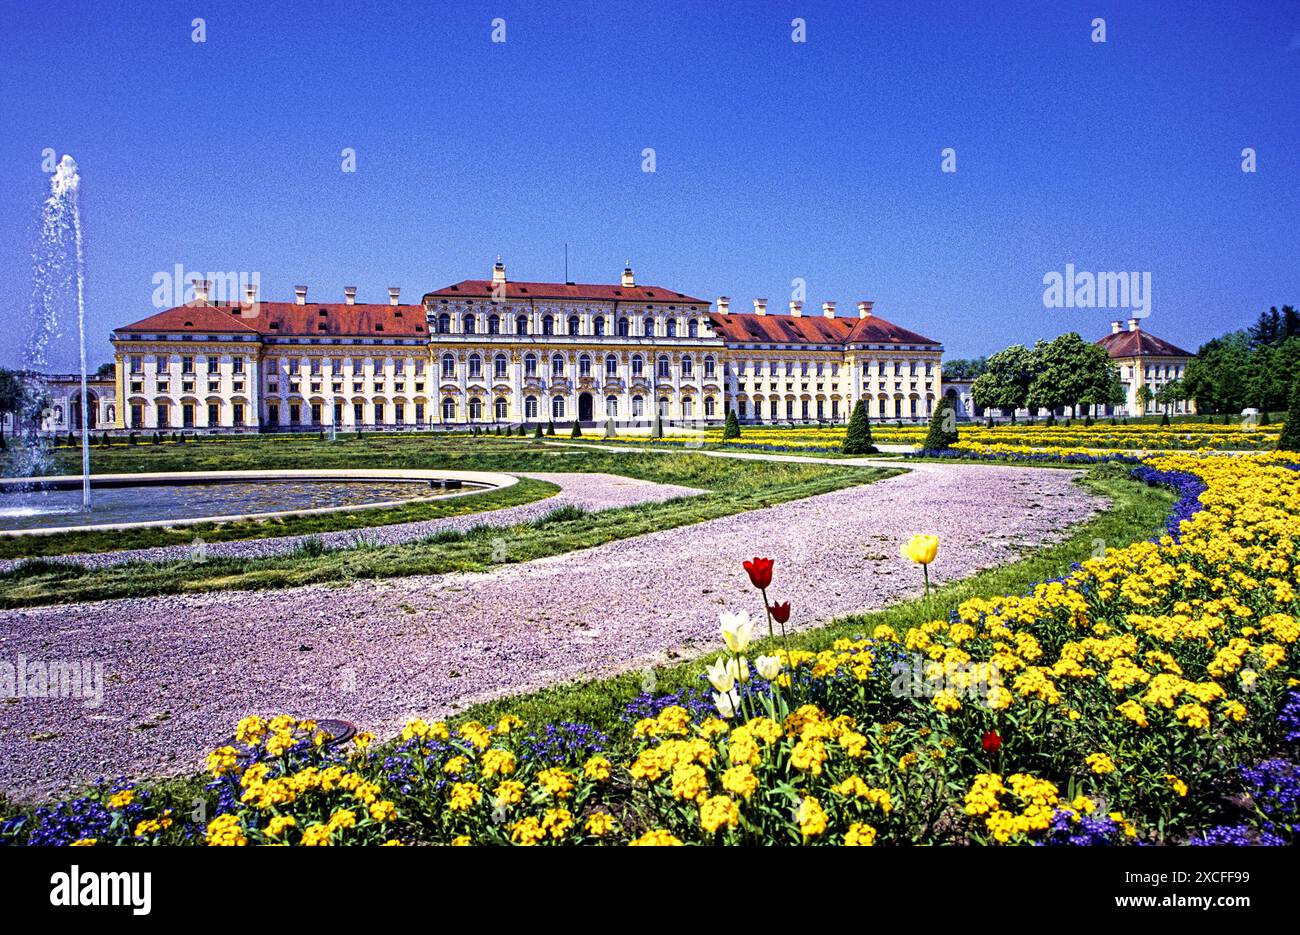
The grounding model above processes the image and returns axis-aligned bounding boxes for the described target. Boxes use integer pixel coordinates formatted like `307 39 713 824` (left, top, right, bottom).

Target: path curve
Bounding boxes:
0 473 704 572
0 458 1104 800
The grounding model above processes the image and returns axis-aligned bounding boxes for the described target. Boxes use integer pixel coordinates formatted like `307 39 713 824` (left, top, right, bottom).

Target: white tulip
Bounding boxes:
705 657 735 694
755 655 781 680
726 656 751 683
713 689 741 719
720 611 754 653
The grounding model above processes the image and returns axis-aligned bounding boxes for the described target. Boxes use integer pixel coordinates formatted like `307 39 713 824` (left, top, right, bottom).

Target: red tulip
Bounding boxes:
743 557 774 590
981 730 1002 754
769 601 791 624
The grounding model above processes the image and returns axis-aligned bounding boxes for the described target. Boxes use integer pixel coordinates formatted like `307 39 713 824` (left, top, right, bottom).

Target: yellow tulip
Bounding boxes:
900 534 940 565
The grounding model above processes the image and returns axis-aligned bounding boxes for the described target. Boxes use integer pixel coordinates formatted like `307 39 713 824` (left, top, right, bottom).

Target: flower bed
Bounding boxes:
2 453 1297 846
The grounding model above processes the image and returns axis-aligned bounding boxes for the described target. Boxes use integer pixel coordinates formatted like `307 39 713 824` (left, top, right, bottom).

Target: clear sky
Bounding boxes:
2 0 1298 371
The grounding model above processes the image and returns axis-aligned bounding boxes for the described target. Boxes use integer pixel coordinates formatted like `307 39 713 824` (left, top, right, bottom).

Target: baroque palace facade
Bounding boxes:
109 261 945 432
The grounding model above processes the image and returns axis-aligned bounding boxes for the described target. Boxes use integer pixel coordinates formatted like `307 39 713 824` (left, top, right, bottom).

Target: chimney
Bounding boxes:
193 278 211 304
1128 318 1140 332
1111 320 1122 334
388 287 401 306
294 285 308 305
822 301 837 318
789 300 803 317
622 263 635 288
754 298 767 316
492 257 506 285
242 282 257 305
857 301 873 319
717 296 730 314
344 286 357 305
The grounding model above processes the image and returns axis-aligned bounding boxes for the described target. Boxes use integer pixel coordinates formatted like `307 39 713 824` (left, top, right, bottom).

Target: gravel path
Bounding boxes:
0 473 702 571
0 461 1104 800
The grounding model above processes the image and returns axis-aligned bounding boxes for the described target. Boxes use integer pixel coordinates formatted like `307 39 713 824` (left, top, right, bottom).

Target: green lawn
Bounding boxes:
0 434 897 607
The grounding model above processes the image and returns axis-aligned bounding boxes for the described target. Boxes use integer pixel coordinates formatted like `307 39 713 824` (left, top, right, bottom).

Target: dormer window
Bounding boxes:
318 309 328 317
375 323 384 331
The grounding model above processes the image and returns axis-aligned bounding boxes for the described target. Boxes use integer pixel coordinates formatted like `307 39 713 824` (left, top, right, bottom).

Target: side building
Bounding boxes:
1096 318 1197 416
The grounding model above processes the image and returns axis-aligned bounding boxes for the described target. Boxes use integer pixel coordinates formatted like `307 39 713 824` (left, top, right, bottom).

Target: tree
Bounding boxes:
722 408 740 439
923 395 959 450
546 421 556 436
0 368 23 439
533 424 543 439
1025 333 1119 417
570 420 582 438
841 399 876 455
1278 379 1300 452
942 357 988 380
1156 379 1186 417
971 345 1033 420
1135 384 1154 415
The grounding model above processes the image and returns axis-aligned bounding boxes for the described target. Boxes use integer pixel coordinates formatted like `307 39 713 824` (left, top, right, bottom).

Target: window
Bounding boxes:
129 356 142 374
567 315 580 336
632 355 644 377
494 354 507 379
182 356 195 374
488 314 500 335
495 397 507 420
617 318 630 337
130 403 143 428
666 319 677 337
704 356 715 378
644 316 654 337
605 395 618 417
682 356 693 378
705 396 716 417
632 395 644 417
442 354 456 378
442 398 456 421
374 402 385 424
395 403 405 423
657 356 670 379
738 400 747 419
524 353 537 377
468 354 482 379
688 319 699 337
354 402 363 425
542 316 554 336
525 395 538 419
415 402 425 423
469 398 482 421
579 354 592 377
233 356 245 375
310 403 321 424
658 397 670 418
463 314 476 334
594 316 605 336
682 398 693 418
289 404 300 426
605 354 618 376
333 402 343 424
437 313 450 334
551 354 565 377
552 395 565 419
394 358 405 376
516 315 528 335
262 403 273 426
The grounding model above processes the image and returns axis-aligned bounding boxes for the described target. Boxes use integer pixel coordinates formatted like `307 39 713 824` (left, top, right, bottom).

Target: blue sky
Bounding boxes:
2 0 1298 370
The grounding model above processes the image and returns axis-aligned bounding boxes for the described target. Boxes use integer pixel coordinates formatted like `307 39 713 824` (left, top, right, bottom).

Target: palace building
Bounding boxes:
1096 318 1197 416
110 261 945 431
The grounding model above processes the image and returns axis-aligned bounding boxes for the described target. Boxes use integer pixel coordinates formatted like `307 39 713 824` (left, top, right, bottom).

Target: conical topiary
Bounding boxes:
570 421 582 438
546 421 556 436
604 418 618 439
722 408 741 440
841 399 876 455
923 395 959 451
534 424 543 439
1278 380 1300 452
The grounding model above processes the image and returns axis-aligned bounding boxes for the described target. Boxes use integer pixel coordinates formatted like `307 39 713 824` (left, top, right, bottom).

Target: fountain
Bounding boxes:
10 155 92 510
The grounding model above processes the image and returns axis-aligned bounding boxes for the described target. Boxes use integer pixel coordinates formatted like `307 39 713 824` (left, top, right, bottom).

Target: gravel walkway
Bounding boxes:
0 461 1104 800
0 473 702 571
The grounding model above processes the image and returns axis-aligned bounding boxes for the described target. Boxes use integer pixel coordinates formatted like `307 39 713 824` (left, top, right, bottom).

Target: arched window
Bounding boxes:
488 314 500 335
681 355 694 378
666 319 677 337
552 395 566 419
524 353 537 377
468 354 482 378
579 354 592 377
632 395 644 417
441 354 455 378
658 397 670 418
469 398 483 421
442 398 456 421
738 400 747 419
525 396 538 419
463 314 476 334
495 396 508 420
593 316 605 336
516 314 528 335
704 355 715 377
494 353 507 379
643 316 655 337
567 315 580 336
657 355 670 379
688 319 699 338
605 354 618 376
437 313 450 334
631 354 644 377
682 397 694 418
705 396 716 417
551 353 565 377
617 318 629 337
542 315 554 336
605 396 618 417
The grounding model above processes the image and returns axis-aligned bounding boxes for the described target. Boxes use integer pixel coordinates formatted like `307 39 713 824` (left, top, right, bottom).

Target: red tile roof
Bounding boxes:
423 280 709 305
115 302 428 337
708 311 940 347
1096 328 1193 358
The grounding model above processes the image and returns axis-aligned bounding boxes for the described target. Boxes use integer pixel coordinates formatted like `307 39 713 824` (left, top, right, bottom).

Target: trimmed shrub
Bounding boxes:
546 421 556 436
923 395 959 451
1278 380 1300 452
723 408 741 439
570 421 582 438
841 399 876 455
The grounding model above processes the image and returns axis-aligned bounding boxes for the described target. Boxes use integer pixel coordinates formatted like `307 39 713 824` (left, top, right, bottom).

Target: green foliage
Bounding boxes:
923 395 959 450
722 408 740 439
1279 379 1300 452
942 357 988 380
971 344 1033 417
546 421 556 436
570 421 582 438
840 399 875 455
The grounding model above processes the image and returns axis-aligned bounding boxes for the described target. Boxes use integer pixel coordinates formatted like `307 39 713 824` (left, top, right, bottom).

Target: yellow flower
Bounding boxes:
843 822 877 846
797 796 829 839
206 746 240 777
721 764 758 799
480 748 517 777
900 533 940 565
265 815 297 838
107 789 135 809
583 755 613 781
699 795 740 833
585 812 618 837
628 829 683 846
1085 752 1116 775
1164 775 1189 797
494 779 526 806
448 782 483 812
537 767 577 799
205 814 247 847
369 801 398 822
